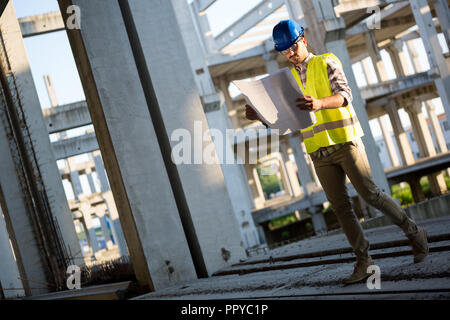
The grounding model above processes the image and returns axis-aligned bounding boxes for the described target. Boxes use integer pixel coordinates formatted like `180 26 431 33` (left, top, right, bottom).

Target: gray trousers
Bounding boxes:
311 137 418 261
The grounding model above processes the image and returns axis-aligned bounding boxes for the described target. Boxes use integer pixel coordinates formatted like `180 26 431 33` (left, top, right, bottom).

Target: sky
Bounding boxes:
11 0 448 140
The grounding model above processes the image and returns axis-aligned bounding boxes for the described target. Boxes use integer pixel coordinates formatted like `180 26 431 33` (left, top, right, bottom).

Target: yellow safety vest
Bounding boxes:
290 53 364 154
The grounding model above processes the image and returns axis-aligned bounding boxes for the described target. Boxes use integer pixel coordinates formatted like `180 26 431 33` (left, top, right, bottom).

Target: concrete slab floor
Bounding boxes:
135 216 450 300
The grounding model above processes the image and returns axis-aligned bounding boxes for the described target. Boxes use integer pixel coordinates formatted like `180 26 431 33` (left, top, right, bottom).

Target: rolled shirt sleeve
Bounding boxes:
326 57 353 107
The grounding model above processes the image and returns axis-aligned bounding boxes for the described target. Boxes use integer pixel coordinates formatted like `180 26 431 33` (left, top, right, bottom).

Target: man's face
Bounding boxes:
281 37 308 65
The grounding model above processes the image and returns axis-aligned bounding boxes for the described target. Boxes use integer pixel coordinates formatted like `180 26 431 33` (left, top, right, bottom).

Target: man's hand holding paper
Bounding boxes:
232 68 316 135
245 104 261 121
296 95 323 111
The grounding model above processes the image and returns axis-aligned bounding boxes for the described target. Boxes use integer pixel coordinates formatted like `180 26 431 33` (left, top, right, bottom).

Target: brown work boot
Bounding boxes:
407 226 429 263
342 258 374 285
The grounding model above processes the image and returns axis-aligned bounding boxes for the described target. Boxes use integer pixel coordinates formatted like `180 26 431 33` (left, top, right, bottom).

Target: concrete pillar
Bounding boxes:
430 0 450 55
425 100 450 178
218 79 240 129
311 205 327 236
59 0 201 291
263 52 280 74
386 102 415 165
356 195 378 219
92 152 110 192
78 218 90 253
188 0 217 55
96 207 114 250
409 178 426 203
360 57 377 85
0 72 48 296
1 0 82 268
365 31 389 82
405 101 447 195
43 75 59 107
405 101 436 158
279 139 302 197
172 0 260 249
378 115 401 167
86 169 97 194
253 164 269 204
0 195 25 298
79 201 99 255
303 141 322 189
244 164 265 209
425 100 448 153
385 40 412 77
409 0 450 122
405 40 422 73
275 149 294 198
287 133 315 196
286 0 305 22
100 216 114 250
101 191 128 257
197 92 260 248
428 171 448 196
68 162 83 200
301 0 327 55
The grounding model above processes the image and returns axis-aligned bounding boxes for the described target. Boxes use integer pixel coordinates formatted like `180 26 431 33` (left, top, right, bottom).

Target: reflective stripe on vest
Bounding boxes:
300 117 360 139
290 53 364 153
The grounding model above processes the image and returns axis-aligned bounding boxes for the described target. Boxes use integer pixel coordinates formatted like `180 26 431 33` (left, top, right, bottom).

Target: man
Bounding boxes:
245 19 429 284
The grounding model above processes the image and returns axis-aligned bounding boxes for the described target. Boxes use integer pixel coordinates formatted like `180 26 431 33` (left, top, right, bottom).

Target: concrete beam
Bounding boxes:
392 84 439 106
222 66 267 82
345 1 411 37
59 159 95 177
215 0 285 51
193 0 217 13
252 184 359 224
51 132 99 160
19 11 64 37
349 29 427 63
334 0 405 14
359 72 433 101
385 151 450 184
42 101 91 133
346 14 415 37
208 50 261 71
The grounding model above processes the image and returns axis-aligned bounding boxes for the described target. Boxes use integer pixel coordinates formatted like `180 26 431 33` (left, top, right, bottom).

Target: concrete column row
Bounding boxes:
405 102 448 196
409 0 450 120
360 31 448 202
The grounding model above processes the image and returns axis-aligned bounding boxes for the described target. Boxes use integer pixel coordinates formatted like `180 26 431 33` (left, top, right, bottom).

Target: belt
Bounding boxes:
310 142 347 160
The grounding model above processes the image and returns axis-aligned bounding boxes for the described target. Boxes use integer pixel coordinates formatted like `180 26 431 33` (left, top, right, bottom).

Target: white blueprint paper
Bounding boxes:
233 68 316 135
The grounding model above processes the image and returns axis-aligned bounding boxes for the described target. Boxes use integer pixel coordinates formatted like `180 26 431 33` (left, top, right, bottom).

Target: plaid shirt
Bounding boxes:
294 52 353 106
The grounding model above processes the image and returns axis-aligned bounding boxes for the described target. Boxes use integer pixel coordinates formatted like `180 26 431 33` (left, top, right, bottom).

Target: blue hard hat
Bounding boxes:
272 20 305 52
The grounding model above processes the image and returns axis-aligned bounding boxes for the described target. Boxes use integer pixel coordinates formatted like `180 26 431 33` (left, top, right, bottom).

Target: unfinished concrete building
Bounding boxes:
0 0 449 298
